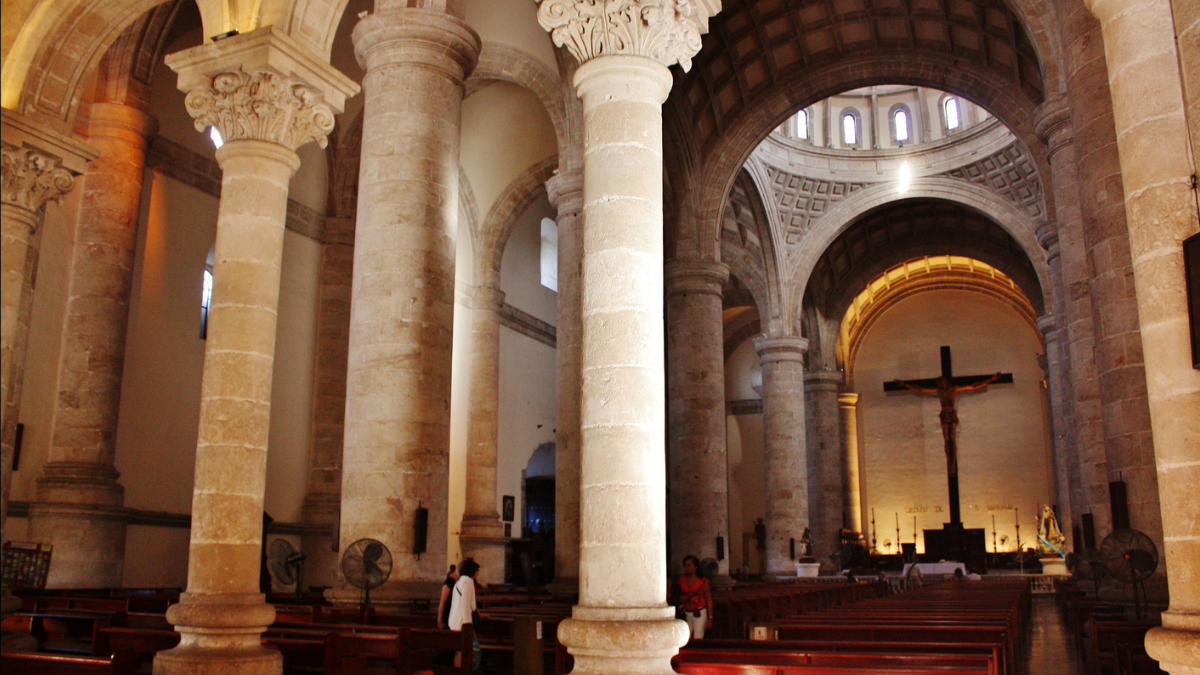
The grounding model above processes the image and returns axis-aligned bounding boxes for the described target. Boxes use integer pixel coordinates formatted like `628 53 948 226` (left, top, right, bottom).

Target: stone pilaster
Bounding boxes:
157 27 356 675
1032 93 1112 542
1086 0 1200 669
26 102 156 589
665 259 731 585
334 7 479 604
838 393 863 537
537 1 721 670
1037 312 1076 549
459 283 507 585
752 335 809 576
803 369 841 571
0 110 94 622
546 170 581 596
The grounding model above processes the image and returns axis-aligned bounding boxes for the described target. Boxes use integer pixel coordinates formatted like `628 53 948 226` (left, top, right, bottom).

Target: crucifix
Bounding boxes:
884 345 1012 525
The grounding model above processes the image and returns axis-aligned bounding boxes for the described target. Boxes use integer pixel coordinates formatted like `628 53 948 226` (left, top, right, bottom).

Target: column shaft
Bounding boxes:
337 8 479 602
803 370 842 570
1037 313 1077 548
1087 0 1200 669
665 260 730 582
547 171 581 594
838 393 863 536
459 284 506 582
753 335 809 575
28 103 154 588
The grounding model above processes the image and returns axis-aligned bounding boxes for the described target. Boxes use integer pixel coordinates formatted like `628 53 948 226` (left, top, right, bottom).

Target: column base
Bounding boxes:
459 534 507 587
1145 617 1200 675
558 607 689 675
26 502 127 588
155 593 278 675
546 576 579 599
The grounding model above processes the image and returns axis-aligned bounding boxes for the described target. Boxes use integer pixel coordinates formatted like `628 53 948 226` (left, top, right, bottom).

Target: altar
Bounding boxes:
903 561 966 577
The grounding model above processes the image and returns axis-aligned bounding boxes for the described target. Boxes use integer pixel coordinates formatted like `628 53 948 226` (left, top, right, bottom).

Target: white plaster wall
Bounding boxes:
724 338 767 573
465 0 559 73
725 338 763 402
852 290 1052 554
447 203 476 566
500 194 557 323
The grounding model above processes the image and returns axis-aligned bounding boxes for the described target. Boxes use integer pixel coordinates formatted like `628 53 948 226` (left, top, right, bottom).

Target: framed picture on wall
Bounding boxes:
502 495 515 523
1186 233 1199 369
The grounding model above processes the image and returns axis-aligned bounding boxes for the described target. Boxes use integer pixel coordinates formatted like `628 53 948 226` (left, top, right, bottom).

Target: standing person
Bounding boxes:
676 555 714 640
449 558 482 670
437 564 459 629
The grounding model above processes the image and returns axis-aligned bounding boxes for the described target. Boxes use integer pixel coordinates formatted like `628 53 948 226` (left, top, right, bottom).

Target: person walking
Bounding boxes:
448 558 482 669
437 564 459 629
676 555 714 639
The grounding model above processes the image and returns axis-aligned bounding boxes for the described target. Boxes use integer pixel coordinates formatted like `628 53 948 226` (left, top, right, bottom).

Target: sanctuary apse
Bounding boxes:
1 0 1198 674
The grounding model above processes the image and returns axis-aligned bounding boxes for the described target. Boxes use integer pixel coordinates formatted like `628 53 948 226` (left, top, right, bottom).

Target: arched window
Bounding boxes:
200 268 214 339
540 217 558 292
943 96 962 131
795 109 809 140
891 105 912 144
841 109 860 147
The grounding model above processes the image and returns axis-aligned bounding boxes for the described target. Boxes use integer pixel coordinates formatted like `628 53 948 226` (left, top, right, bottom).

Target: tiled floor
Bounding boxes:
1022 596 1085 675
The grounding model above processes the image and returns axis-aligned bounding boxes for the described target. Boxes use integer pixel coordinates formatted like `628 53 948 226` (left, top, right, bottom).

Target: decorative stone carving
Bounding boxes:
942 143 1045 219
537 0 719 71
0 143 75 215
181 69 337 150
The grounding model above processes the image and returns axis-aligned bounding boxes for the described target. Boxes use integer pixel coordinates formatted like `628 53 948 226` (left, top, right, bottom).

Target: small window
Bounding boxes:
893 109 910 142
540 218 558 292
795 109 809 140
841 110 860 147
944 97 961 131
200 268 214 339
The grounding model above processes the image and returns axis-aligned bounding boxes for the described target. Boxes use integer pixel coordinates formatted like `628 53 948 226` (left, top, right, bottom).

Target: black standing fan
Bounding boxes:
341 538 393 612
1073 548 1108 596
267 539 308 600
1100 528 1158 619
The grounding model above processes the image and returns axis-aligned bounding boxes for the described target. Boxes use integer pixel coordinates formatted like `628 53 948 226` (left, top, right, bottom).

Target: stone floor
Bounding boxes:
1023 596 1085 675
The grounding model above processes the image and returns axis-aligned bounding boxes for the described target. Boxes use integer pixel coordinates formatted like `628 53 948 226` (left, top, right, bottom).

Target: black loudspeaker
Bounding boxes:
1184 232 1199 369
716 535 725 562
1081 513 1097 550
12 423 24 471
1109 481 1130 531
789 538 796 560
413 506 429 556
1072 525 1082 553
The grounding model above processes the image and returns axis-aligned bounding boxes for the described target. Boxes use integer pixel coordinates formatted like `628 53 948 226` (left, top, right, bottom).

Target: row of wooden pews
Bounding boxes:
1055 580 1165 675
671 579 1032 675
710 579 890 639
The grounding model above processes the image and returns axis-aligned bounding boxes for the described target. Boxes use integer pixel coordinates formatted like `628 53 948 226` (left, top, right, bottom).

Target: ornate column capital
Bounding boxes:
753 335 808 364
166 26 359 151
537 0 721 71
1 109 96 217
353 8 481 83
1031 94 1073 162
664 259 728 298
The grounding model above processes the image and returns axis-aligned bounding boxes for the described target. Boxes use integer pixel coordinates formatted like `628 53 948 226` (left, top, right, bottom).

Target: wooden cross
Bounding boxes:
884 345 1013 525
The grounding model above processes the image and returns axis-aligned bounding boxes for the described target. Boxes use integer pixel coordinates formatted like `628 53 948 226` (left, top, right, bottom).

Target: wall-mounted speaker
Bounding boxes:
1081 513 1096 550
1184 232 1199 369
716 535 725 562
789 538 796 560
1109 481 1130 531
413 505 428 556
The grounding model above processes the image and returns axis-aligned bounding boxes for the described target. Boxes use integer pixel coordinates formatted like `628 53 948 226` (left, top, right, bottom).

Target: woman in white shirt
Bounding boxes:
448 558 481 669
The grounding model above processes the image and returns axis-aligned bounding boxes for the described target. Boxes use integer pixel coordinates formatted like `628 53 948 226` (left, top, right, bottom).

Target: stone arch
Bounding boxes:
475 155 559 287
785 177 1051 331
719 167 785 331
92 0 188 107
467 43 569 164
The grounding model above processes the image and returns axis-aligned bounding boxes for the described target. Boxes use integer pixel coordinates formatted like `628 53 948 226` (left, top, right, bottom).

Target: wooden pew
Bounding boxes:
673 647 994 674
775 623 1011 675
684 639 999 675
1088 621 1160 675
1 650 139 675
1115 642 1167 675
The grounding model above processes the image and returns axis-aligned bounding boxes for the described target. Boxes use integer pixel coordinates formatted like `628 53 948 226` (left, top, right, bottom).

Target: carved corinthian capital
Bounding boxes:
538 0 720 71
182 69 337 150
1 143 76 214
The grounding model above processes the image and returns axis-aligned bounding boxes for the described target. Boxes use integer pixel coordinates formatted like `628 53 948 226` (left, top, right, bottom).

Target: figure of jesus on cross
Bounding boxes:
885 346 1012 525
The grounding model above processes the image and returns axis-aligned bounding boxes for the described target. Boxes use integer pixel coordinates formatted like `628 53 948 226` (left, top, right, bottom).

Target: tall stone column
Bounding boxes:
838 393 863 536
1 110 94 621
1037 312 1077 547
1086 0 1200 670
752 335 809 575
1032 94 1111 541
25 102 155 589
536 2 720 671
803 370 842 570
300 215 355 588
1056 0 1162 555
546 170 581 596
665 259 731 584
335 6 479 604
459 283 507 584
158 28 356 675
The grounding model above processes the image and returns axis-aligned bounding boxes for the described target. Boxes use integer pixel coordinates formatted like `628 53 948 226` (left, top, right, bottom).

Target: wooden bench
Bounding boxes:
1088 621 1160 675
685 639 999 675
1 650 139 675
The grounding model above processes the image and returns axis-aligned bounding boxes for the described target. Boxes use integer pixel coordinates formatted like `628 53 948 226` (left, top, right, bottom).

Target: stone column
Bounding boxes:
1037 312 1076 546
803 370 842 570
546 170 581 596
536 2 720 671
1 110 94 622
300 215 355 588
25 102 155 589
459 283 507 584
1032 94 1111 541
665 259 731 584
158 28 355 675
335 6 479 604
752 335 809 575
1056 0 1162 556
838 393 863 536
1085 0 1200 670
